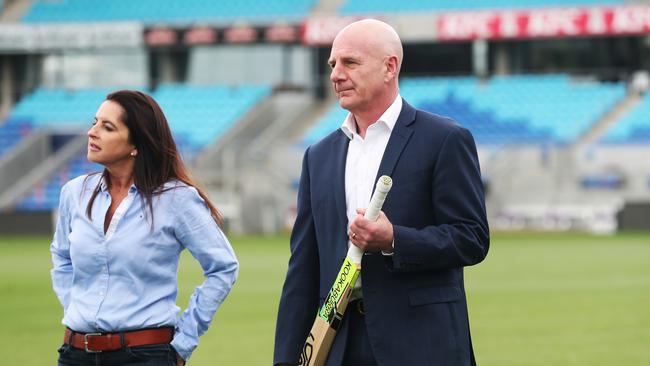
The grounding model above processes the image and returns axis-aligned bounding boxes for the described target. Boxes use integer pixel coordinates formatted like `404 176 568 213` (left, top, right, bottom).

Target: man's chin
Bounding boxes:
337 98 355 110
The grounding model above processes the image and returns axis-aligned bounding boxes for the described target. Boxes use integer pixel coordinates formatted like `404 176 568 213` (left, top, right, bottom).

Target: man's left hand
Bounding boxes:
349 208 394 252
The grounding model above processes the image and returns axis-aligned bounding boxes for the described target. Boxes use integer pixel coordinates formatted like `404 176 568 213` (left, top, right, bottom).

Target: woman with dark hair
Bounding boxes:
51 90 238 365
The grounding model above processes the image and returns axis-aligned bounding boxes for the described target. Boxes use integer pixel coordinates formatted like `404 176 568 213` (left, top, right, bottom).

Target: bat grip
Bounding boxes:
347 177 392 263
363 190 388 221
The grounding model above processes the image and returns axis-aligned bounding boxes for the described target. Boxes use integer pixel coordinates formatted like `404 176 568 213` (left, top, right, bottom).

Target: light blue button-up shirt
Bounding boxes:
50 173 239 361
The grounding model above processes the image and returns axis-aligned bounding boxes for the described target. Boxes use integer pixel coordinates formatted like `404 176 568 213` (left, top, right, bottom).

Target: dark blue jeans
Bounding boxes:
57 343 178 366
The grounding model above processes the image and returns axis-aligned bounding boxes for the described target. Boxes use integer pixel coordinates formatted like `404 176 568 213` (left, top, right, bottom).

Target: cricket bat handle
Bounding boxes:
347 175 393 263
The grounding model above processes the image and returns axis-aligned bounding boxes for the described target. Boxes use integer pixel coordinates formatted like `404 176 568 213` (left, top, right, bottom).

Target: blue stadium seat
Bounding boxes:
153 84 271 153
16 153 103 211
303 75 625 146
10 87 131 128
6 84 271 153
11 83 271 211
22 0 317 23
341 0 623 14
601 93 650 143
579 172 624 189
0 118 33 158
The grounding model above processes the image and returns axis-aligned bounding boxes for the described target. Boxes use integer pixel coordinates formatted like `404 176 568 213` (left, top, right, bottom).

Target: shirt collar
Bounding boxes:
340 94 402 140
99 176 137 193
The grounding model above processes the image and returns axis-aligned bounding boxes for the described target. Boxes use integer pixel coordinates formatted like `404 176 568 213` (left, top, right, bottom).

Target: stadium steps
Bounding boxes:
193 90 318 233
0 134 86 210
193 90 317 184
481 146 558 209
190 90 275 232
575 91 642 146
0 0 30 22
192 91 278 185
0 130 49 200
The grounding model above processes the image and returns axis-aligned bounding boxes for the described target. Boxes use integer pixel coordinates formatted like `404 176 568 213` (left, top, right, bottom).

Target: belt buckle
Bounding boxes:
84 333 103 353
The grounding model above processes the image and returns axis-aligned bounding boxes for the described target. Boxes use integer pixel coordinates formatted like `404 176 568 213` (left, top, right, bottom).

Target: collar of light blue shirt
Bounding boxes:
98 175 138 193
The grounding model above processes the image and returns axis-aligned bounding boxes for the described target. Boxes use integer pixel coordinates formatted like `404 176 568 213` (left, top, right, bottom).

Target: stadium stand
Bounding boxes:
8 83 271 210
3 84 270 153
600 93 650 143
1 0 648 233
16 152 102 211
10 87 119 128
303 75 626 146
22 0 317 23
340 0 624 14
154 84 271 153
0 118 32 157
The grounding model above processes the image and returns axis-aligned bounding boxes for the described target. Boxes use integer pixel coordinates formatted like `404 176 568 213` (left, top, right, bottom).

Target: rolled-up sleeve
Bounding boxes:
171 188 239 362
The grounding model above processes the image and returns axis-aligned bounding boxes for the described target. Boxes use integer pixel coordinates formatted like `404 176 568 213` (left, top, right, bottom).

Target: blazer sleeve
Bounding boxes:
274 147 321 365
388 126 490 272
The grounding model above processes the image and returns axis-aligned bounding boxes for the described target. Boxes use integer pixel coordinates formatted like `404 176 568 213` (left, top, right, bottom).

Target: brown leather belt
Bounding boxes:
64 327 173 353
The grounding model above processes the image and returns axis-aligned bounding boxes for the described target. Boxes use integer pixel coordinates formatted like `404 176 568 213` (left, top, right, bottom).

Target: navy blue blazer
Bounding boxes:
274 100 489 366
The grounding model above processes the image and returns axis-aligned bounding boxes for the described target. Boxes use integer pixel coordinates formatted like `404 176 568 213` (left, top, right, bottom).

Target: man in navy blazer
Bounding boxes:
274 19 489 366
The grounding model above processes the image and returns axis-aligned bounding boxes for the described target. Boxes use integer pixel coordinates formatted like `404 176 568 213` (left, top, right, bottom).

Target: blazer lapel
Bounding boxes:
331 130 350 233
376 99 416 182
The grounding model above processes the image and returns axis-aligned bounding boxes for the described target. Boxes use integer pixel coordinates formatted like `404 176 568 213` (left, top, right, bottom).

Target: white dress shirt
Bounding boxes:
340 95 402 295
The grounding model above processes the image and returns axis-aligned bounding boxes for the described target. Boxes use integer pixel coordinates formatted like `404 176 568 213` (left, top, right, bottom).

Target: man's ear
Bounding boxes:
384 55 399 82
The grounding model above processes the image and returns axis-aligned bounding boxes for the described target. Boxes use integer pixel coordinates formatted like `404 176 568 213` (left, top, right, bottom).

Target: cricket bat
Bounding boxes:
297 175 393 366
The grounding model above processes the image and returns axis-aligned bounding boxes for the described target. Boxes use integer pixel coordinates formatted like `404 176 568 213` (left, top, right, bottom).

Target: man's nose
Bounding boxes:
330 65 343 83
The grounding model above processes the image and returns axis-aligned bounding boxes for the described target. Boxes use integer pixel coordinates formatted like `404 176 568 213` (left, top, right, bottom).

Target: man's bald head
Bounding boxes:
333 19 403 74
328 19 403 122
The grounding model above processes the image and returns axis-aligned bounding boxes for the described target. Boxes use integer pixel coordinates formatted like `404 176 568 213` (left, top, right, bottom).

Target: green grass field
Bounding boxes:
1 233 649 365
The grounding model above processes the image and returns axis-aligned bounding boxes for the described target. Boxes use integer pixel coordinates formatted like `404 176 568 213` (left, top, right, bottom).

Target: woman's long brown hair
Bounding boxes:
85 90 223 228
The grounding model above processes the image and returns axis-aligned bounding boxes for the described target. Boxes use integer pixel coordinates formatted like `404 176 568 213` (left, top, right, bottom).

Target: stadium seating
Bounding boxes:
303 75 626 146
16 153 102 211
6 84 270 152
22 0 316 23
600 93 650 143
579 172 624 189
153 84 271 153
10 83 271 210
340 0 624 14
1 87 140 160
10 87 117 128
0 118 33 158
